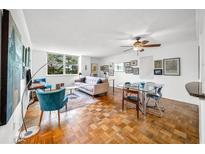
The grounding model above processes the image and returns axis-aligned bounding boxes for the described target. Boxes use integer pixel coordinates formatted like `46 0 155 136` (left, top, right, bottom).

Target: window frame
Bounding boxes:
46 52 79 76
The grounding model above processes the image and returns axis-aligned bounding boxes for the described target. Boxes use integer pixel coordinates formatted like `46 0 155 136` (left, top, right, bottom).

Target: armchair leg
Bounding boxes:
58 110 61 126
156 100 162 117
122 99 124 111
39 111 44 126
65 103 68 111
136 103 139 119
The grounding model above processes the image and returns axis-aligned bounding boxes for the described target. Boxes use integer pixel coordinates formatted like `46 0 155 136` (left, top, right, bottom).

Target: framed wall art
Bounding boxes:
130 60 138 66
124 62 131 67
108 69 114 76
0 10 23 125
163 58 180 76
154 60 163 69
103 65 109 72
91 63 98 75
133 67 139 75
154 69 163 75
125 66 133 74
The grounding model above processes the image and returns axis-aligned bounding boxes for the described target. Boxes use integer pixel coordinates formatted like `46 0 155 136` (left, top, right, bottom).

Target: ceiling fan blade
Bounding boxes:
123 48 133 52
139 49 144 52
120 45 132 47
142 40 149 44
142 44 161 47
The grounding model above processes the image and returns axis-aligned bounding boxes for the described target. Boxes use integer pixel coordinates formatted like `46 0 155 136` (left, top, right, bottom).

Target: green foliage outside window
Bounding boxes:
47 53 78 75
65 56 78 74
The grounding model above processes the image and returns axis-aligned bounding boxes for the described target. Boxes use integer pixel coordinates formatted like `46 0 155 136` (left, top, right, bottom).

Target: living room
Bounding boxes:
0 2 205 149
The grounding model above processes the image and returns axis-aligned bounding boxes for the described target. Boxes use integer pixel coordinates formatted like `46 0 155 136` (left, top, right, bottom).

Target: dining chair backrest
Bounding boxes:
124 82 131 85
155 86 163 98
36 88 66 111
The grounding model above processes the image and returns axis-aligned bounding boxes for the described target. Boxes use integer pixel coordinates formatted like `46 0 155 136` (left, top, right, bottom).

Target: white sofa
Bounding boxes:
75 76 109 96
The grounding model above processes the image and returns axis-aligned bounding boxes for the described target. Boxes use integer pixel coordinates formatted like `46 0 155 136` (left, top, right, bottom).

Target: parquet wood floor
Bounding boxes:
19 88 199 144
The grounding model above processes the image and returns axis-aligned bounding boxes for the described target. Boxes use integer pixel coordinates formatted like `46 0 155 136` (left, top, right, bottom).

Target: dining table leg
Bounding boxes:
143 92 146 116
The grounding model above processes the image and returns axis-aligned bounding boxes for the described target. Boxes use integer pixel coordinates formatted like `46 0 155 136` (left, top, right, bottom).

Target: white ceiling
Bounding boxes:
23 9 196 57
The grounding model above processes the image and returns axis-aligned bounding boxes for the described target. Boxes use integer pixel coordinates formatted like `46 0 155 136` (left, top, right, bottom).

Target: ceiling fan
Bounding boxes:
120 36 161 53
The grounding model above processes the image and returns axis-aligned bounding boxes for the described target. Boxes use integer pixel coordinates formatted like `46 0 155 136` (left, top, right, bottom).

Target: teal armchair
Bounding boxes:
36 88 68 126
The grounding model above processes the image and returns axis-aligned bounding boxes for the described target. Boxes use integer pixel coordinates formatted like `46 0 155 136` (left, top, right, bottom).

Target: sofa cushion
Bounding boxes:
80 85 94 92
80 77 86 83
85 76 100 85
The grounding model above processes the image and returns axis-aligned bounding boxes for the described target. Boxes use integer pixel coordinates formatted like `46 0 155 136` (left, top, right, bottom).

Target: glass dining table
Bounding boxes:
118 82 163 116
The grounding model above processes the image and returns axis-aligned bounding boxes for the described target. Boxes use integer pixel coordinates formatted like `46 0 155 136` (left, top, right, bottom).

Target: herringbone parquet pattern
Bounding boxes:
19 88 199 144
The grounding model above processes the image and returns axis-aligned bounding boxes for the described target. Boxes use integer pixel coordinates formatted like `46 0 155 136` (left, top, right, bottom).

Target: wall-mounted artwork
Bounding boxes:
130 60 138 66
133 67 139 75
0 10 23 125
124 62 131 67
101 65 109 73
154 60 163 69
27 47 31 67
25 47 27 66
22 45 25 66
22 66 26 79
91 63 98 75
100 66 104 71
163 58 180 76
125 66 133 74
109 63 114 69
109 69 114 76
154 69 163 75
114 63 124 72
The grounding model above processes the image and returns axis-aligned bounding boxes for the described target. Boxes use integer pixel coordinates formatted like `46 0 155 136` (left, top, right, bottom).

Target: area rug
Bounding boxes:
60 90 99 112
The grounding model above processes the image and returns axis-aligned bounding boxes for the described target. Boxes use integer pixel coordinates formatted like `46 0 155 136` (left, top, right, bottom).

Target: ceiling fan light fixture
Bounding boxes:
133 47 139 51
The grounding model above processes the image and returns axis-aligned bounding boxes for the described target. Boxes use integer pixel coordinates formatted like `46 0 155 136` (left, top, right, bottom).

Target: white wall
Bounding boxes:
79 56 91 76
97 39 198 105
0 10 31 144
32 50 92 87
196 9 205 144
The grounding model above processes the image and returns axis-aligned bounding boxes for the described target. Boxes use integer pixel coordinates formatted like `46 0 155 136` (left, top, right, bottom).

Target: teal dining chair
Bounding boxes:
36 88 68 126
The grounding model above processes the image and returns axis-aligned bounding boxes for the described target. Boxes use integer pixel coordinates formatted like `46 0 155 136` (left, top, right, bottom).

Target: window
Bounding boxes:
47 53 64 74
65 55 78 74
47 53 79 75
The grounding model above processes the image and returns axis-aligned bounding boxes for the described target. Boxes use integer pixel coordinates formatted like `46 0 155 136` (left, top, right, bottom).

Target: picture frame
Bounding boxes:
154 60 163 69
22 45 25 66
108 69 114 76
163 58 180 76
0 10 23 125
27 47 31 67
124 62 131 67
25 47 28 66
130 60 138 66
102 65 109 72
91 63 98 75
154 69 163 75
133 67 139 75
125 66 133 74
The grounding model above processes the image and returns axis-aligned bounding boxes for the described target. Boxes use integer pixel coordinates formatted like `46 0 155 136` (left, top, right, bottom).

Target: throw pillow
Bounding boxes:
97 79 102 84
80 77 86 83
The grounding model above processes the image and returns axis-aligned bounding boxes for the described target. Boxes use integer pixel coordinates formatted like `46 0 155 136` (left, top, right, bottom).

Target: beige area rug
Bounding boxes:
60 90 99 112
